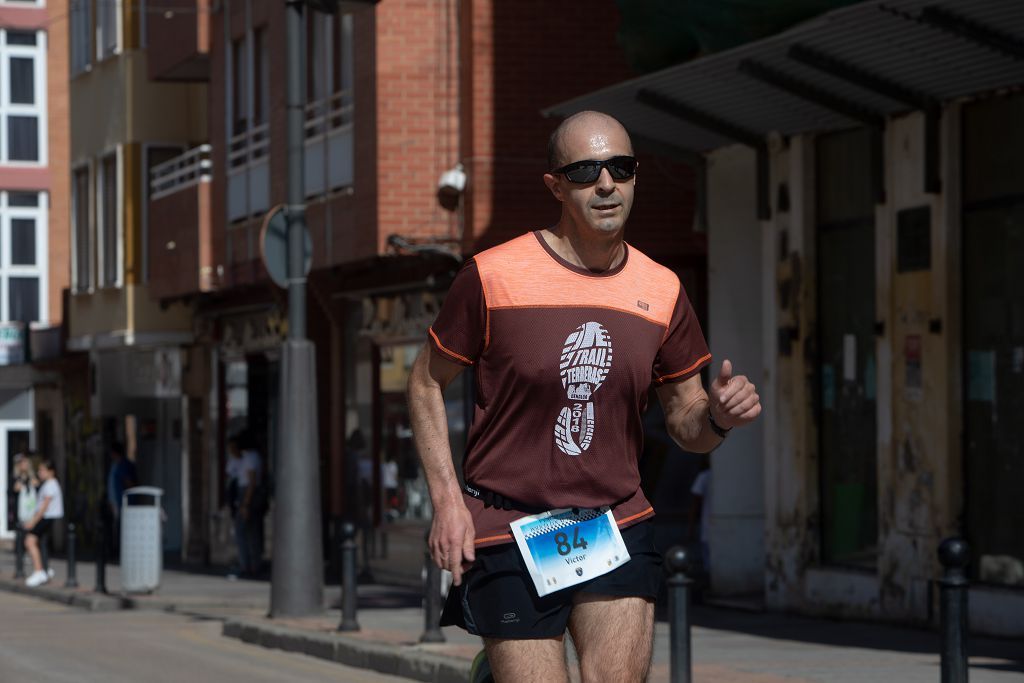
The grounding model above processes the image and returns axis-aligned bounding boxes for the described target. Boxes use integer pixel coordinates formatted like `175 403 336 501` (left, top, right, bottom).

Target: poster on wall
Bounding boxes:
0 322 25 366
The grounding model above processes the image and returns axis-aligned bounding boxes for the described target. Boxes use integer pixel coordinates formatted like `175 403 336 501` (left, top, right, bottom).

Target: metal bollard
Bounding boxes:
665 545 694 683
94 508 107 594
938 537 970 683
338 521 360 632
420 530 446 643
65 523 79 588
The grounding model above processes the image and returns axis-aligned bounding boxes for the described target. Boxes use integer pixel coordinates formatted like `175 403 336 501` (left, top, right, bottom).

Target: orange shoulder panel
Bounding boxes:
474 233 680 329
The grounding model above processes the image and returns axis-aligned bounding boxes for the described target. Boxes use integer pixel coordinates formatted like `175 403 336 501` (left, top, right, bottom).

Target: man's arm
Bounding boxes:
407 344 475 586
656 359 761 453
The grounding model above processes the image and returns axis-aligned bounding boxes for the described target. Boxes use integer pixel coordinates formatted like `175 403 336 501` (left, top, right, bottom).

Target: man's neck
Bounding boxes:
541 223 625 273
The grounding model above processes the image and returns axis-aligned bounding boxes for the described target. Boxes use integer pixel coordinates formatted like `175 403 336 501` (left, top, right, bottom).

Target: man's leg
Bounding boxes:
568 594 655 683
483 637 569 683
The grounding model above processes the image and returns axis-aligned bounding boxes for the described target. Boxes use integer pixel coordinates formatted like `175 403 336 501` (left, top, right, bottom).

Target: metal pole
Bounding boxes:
94 505 107 594
338 521 360 631
420 529 446 643
665 545 693 683
938 537 970 683
65 523 79 588
270 0 324 618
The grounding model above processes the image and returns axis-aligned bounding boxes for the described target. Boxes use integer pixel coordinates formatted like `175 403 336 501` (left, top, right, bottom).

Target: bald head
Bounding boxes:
547 111 633 171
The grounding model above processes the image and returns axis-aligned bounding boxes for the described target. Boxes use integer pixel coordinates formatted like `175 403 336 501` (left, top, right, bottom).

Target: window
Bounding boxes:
253 28 269 127
1 30 44 163
72 167 92 291
97 0 118 60
231 37 248 137
98 153 119 287
71 0 91 74
0 191 46 323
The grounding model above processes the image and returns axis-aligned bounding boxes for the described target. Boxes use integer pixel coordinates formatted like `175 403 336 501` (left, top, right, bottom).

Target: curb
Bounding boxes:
223 618 473 683
0 578 129 612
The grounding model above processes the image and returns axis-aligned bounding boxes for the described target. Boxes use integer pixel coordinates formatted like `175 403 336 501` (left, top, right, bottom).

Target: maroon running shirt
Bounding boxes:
428 231 711 547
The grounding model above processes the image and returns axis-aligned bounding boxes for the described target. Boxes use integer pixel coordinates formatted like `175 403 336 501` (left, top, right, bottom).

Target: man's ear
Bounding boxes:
543 173 565 201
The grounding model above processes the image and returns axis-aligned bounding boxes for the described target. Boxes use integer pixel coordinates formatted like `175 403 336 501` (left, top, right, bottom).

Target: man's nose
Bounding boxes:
595 166 615 193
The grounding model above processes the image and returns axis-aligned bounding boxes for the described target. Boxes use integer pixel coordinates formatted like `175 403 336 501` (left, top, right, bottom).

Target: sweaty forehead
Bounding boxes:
560 121 631 162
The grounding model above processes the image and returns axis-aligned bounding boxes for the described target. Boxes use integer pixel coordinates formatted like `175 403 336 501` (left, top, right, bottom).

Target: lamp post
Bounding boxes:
270 0 322 618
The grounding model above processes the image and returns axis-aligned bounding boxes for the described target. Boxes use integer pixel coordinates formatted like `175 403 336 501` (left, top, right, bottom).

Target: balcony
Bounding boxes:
303 91 354 196
146 0 211 81
227 124 270 222
149 145 215 300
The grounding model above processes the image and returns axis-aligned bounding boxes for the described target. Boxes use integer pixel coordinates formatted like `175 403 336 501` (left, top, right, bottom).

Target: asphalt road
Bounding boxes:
0 591 410 683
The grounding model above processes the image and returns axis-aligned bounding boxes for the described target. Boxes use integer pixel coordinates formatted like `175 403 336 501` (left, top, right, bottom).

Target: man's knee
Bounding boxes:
25 534 38 548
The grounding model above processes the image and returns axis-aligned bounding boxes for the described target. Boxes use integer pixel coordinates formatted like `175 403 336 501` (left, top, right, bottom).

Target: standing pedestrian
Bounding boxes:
408 111 761 681
106 441 137 559
225 433 264 578
11 453 38 578
24 459 63 587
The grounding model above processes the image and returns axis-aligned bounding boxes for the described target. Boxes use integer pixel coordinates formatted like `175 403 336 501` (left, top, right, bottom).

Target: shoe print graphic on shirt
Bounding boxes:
554 322 613 455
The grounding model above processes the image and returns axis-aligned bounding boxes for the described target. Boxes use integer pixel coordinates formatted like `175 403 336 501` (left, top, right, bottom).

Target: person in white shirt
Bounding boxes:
24 459 63 587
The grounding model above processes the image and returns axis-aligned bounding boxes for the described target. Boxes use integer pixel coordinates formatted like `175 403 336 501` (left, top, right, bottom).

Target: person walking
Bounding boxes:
24 459 63 587
407 111 761 682
11 453 38 578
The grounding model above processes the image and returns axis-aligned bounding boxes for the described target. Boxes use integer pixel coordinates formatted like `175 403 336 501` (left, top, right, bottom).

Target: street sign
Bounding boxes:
259 204 312 289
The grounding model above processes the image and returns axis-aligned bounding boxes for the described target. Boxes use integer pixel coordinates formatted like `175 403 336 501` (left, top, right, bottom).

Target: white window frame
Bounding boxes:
0 419 36 540
0 191 48 323
0 29 47 166
71 161 94 293
97 148 123 289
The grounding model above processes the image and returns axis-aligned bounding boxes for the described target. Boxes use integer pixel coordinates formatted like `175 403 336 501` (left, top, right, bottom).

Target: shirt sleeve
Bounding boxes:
428 259 486 366
652 281 711 385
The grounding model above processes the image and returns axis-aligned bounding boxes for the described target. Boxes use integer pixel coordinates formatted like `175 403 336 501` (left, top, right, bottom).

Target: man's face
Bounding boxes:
545 122 636 238
15 458 27 474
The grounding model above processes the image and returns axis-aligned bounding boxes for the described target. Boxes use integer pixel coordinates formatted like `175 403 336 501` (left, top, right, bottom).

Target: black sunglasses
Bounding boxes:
550 156 638 184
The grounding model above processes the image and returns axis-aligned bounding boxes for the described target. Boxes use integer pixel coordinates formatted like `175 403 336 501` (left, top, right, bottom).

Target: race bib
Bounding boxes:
510 507 630 597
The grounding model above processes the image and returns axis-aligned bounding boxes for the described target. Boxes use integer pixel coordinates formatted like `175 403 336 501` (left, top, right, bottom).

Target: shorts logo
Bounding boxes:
501 611 519 624
554 322 613 456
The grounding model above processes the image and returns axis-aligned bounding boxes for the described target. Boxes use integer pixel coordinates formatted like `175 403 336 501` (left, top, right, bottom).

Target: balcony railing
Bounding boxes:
304 91 354 196
228 123 270 169
150 144 212 200
304 90 354 140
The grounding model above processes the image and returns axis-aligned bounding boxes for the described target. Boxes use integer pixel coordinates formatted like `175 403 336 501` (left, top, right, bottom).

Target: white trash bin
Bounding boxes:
120 486 163 593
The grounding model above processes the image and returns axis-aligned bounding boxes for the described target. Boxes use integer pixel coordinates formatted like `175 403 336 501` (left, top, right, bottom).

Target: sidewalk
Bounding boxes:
1 551 1021 682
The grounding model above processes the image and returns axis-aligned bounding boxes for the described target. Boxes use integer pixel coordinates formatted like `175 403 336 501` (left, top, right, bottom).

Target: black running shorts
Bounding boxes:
440 520 662 639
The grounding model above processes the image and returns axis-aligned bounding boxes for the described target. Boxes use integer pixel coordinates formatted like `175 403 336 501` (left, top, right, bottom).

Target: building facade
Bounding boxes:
549 0 1024 637
138 0 709 579
0 0 69 541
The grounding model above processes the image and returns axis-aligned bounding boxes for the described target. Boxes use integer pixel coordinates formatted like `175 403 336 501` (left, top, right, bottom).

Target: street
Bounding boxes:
0 591 408 683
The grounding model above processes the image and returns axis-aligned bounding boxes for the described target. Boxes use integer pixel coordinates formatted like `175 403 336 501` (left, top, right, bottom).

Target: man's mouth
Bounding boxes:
593 203 619 212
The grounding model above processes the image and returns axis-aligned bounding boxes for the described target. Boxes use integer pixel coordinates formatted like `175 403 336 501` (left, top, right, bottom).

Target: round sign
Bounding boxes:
259 204 313 289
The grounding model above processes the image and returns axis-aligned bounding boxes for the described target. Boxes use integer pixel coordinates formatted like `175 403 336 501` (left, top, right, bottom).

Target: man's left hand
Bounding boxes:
708 359 761 429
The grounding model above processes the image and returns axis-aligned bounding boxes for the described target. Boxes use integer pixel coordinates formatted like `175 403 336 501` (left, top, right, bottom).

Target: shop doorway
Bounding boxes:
1 420 33 539
815 127 879 568
962 93 1024 587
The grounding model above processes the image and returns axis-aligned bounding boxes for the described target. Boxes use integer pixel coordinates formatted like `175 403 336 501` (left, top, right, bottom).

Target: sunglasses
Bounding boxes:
550 156 638 184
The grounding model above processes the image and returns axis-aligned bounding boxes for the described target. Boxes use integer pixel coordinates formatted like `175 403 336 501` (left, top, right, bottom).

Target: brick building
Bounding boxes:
124 0 707 575
0 0 70 542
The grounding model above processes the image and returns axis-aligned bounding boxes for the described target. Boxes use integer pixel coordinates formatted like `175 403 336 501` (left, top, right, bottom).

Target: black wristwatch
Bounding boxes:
708 412 731 439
